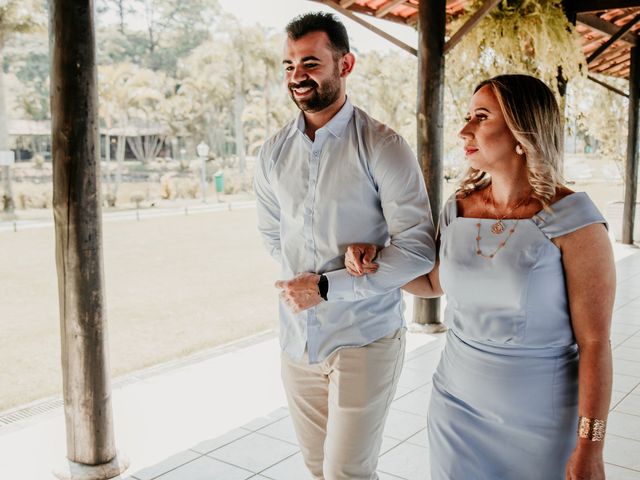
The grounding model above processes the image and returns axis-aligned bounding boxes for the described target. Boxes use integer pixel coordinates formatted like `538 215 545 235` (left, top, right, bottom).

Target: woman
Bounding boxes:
345 74 615 480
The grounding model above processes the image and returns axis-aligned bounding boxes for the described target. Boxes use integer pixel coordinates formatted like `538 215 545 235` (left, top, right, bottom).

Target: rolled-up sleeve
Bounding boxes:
253 145 282 263
325 135 436 301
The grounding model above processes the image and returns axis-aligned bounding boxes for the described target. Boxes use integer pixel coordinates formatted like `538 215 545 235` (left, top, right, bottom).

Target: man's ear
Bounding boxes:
340 52 355 77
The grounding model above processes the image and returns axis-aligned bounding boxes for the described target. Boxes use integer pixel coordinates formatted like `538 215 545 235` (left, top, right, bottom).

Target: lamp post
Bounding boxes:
196 141 210 203
0 150 15 214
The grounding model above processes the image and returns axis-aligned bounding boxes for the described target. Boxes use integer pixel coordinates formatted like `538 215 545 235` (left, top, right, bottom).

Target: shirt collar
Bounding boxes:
286 97 354 141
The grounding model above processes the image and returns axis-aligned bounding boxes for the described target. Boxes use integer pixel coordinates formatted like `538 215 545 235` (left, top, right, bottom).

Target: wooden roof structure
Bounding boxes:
314 0 640 81
577 7 640 79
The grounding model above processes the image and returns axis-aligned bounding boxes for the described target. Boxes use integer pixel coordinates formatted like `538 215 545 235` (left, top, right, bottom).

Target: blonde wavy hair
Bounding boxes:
457 74 563 208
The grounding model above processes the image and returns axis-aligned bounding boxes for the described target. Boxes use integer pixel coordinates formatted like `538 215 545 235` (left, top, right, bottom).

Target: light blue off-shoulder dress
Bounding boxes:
428 192 607 480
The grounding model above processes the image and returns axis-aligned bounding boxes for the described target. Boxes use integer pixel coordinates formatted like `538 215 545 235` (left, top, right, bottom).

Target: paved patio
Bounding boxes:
1 248 639 479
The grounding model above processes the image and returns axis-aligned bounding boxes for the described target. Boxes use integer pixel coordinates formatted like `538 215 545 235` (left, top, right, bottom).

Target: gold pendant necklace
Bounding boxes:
491 220 506 235
475 186 531 259
483 186 530 236
476 220 519 259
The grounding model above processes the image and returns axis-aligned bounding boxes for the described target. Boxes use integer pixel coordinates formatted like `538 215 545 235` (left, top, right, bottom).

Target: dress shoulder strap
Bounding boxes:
532 192 607 239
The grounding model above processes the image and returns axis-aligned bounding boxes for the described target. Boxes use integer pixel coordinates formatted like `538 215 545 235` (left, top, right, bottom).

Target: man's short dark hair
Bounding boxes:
285 12 350 57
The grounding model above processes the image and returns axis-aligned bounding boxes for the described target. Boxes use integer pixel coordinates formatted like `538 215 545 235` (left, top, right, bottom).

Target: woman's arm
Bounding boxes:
345 244 443 298
555 223 615 480
401 260 443 298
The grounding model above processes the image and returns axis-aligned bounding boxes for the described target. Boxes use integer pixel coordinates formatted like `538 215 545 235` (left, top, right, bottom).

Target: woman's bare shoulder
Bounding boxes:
455 188 485 218
550 185 575 204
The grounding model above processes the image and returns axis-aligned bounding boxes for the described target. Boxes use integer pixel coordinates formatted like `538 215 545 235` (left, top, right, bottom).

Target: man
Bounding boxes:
254 12 436 480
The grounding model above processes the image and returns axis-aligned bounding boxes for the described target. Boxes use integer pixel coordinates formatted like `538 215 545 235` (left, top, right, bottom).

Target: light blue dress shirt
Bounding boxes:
254 98 436 363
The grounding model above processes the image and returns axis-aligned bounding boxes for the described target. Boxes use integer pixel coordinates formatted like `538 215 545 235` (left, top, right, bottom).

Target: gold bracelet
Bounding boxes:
578 416 606 442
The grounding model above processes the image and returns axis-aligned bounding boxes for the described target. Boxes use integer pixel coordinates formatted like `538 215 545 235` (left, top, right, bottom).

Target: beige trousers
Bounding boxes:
281 329 406 480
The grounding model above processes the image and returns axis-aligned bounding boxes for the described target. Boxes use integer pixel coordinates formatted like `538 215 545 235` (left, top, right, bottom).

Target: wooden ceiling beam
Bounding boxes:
591 48 631 68
444 0 501 54
564 0 640 13
321 0 418 55
591 57 629 74
591 51 627 67
607 11 638 23
608 58 633 72
597 46 631 62
339 0 358 7
376 0 408 18
582 35 610 51
587 74 629 97
587 40 628 55
577 12 638 46
594 59 632 76
587 13 640 63
340 2 413 26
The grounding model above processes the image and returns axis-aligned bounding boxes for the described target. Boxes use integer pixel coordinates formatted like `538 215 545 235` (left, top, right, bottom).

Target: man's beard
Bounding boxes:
288 72 341 113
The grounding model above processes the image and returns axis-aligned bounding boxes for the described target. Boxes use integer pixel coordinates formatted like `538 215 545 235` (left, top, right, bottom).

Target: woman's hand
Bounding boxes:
565 444 605 480
345 243 380 276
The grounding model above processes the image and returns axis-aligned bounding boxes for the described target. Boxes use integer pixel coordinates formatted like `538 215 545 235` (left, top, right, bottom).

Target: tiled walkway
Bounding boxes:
117 338 445 480
122 250 640 480
1 249 639 479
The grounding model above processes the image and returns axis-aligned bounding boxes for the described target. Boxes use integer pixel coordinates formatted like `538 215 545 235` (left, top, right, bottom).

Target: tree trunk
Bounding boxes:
104 133 111 190
234 88 246 173
50 1 125 474
115 134 125 197
0 49 15 213
414 0 445 328
117 0 126 34
264 66 272 138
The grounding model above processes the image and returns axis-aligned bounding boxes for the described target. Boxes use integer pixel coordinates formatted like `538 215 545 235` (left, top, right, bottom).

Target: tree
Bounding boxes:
223 21 263 172
0 0 46 213
167 42 235 157
350 50 418 149
98 62 170 196
96 0 134 35
573 75 629 180
97 0 221 76
6 34 50 121
170 23 287 168
239 29 296 156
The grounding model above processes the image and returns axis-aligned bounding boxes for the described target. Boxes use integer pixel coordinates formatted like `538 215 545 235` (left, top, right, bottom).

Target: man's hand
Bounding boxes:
275 272 323 313
345 243 380 277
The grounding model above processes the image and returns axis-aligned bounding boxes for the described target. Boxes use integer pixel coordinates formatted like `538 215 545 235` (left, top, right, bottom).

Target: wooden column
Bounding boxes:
50 1 127 477
623 45 640 245
414 0 446 329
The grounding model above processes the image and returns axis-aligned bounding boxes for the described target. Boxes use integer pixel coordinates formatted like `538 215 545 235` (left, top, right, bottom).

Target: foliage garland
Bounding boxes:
445 0 586 116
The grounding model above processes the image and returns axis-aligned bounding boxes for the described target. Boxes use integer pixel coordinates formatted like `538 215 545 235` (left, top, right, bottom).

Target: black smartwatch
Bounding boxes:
318 274 328 301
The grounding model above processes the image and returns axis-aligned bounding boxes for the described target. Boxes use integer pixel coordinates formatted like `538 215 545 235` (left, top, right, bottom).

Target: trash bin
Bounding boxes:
214 171 224 193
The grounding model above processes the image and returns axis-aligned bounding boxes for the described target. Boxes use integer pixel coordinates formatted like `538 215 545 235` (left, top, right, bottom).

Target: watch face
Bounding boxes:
318 275 328 300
